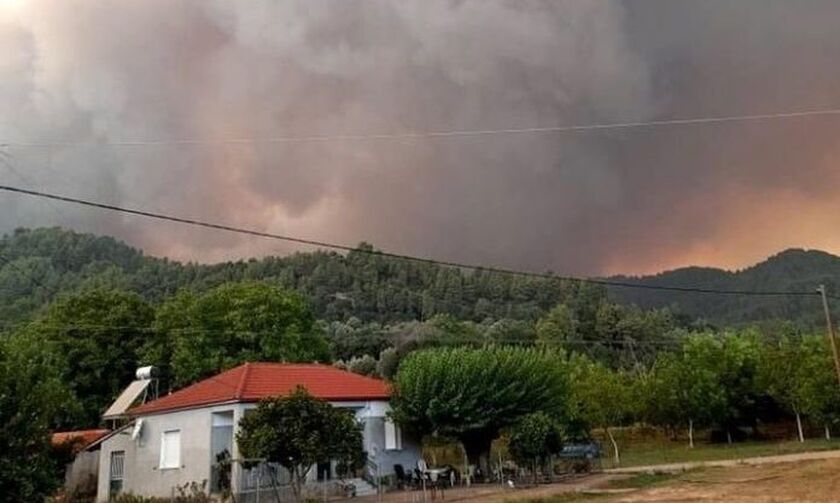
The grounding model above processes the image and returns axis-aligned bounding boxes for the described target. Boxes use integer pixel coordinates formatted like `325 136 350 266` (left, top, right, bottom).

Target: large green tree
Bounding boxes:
0 332 74 500
149 282 331 386
646 337 727 448
31 288 154 427
572 360 635 463
390 346 570 472
236 388 364 501
799 337 840 439
716 332 763 443
758 336 811 442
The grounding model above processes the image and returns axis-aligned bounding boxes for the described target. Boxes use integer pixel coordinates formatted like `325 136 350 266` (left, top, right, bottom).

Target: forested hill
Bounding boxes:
0 227 584 326
608 249 840 325
2 227 838 327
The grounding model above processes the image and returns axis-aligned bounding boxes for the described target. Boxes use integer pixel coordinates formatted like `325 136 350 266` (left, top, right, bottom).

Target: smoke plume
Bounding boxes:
2 0 840 275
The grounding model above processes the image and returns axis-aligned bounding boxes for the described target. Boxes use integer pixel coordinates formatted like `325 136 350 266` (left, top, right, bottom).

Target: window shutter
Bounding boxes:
160 430 181 469
385 420 402 450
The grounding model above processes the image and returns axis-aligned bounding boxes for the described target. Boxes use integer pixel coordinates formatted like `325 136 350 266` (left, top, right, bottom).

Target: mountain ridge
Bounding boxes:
2 227 839 327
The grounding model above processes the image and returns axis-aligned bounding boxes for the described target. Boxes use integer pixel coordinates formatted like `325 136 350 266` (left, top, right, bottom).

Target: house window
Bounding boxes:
109 450 125 496
160 430 181 469
385 419 402 450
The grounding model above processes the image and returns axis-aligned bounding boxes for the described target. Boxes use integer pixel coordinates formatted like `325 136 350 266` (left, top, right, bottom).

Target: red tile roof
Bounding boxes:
51 429 110 452
130 363 391 416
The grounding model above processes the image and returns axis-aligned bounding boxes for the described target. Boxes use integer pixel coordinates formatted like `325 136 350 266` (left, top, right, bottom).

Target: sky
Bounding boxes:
2 0 840 276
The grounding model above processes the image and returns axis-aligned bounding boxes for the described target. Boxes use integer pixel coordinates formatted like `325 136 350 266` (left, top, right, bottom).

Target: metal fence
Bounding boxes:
230 460 351 503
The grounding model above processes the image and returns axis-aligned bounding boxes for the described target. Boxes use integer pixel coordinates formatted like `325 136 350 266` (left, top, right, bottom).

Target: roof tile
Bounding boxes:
130 363 390 416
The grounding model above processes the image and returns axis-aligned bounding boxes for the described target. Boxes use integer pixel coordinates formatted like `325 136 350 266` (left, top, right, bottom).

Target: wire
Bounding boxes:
0 183 831 299
3 107 840 148
0 320 685 348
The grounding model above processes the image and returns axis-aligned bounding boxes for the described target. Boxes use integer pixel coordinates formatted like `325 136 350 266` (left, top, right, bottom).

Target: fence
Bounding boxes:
226 459 352 503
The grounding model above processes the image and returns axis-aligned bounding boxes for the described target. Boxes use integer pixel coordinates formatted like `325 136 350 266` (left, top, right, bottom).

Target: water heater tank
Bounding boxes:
135 366 157 380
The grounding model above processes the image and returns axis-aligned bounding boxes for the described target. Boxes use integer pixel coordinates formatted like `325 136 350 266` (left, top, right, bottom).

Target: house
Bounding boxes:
52 429 111 498
95 363 421 501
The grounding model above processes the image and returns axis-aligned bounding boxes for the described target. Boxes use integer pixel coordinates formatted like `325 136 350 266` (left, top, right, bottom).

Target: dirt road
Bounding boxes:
610 458 840 502
606 447 840 474
357 450 840 503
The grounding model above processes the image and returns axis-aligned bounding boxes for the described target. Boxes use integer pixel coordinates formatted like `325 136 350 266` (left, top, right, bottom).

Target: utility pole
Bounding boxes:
817 284 840 388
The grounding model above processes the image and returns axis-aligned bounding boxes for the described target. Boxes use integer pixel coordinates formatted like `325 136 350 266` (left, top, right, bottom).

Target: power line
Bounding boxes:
0 183 832 300
3 107 840 148
0 319 685 349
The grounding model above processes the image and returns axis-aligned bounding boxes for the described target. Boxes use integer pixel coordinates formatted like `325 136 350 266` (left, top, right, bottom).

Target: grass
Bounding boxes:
602 437 840 469
605 472 675 489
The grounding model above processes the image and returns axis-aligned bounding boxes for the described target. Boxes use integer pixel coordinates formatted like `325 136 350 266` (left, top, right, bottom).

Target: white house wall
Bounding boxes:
239 399 422 479
96 403 247 502
97 399 421 501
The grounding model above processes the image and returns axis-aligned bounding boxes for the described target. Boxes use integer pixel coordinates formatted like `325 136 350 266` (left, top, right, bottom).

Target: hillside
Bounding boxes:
607 249 840 325
1 227 838 327
0 227 581 326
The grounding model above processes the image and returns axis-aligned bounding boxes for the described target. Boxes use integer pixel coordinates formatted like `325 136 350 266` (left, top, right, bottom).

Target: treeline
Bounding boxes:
4 227 840 329
1 227 590 325
1 279 689 429
577 331 840 464
3 278 839 498
610 248 840 325
389 334 840 472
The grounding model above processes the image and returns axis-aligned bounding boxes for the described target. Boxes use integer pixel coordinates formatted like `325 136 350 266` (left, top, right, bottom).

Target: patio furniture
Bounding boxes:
394 464 411 490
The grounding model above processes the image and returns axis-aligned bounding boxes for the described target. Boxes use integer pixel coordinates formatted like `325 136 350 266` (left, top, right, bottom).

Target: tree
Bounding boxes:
0 332 74 500
236 388 364 501
390 346 570 473
536 304 578 346
322 318 389 361
759 336 810 442
342 354 378 376
797 337 840 439
646 338 726 448
31 288 154 427
507 412 564 484
572 360 633 464
716 332 762 443
153 282 331 386
376 347 401 380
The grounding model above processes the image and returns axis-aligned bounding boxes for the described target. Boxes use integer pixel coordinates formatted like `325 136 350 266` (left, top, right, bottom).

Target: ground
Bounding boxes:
598 458 840 502
510 456 840 503
600 437 840 469
356 450 840 503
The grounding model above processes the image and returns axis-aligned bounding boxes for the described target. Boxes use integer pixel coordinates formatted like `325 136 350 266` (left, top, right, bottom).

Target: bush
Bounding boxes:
111 481 211 503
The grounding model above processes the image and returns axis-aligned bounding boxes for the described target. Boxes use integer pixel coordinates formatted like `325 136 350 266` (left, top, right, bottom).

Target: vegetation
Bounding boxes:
147 281 330 386
391 346 570 472
236 388 365 501
111 482 212 502
573 360 635 463
599 436 840 470
26 289 155 427
610 248 840 326
508 412 564 483
0 331 73 501
6 227 840 498
0 227 583 326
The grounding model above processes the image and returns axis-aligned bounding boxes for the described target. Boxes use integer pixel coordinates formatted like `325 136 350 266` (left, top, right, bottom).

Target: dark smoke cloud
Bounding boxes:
1 0 840 275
